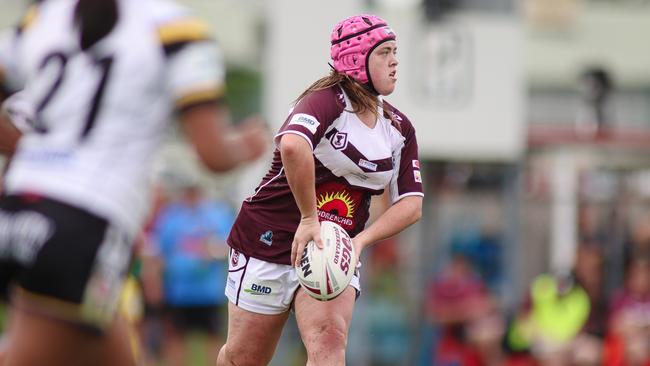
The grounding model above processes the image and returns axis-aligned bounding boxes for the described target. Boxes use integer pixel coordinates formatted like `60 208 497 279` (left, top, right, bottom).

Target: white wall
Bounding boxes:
176 0 263 67
263 0 363 131
384 11 525 161
0 0 28 27
525 2 650 88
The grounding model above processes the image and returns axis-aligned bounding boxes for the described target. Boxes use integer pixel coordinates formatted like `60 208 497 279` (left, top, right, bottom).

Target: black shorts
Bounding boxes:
164 305 224 335
0 194 133 331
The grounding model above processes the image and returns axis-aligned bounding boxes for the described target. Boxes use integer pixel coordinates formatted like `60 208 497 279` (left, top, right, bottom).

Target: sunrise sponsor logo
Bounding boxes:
317 190 356 229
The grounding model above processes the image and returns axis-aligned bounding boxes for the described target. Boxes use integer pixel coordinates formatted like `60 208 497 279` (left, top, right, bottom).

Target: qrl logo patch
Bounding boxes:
231 250 239 266
330 132 348 150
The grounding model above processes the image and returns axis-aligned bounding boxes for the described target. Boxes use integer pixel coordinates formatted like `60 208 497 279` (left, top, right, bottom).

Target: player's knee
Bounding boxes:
219 343 268 366
304 322 347 356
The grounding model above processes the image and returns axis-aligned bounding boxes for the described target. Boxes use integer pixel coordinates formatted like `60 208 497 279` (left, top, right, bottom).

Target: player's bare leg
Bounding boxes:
4 298 136 366
294 286 356 366
216 302 289 366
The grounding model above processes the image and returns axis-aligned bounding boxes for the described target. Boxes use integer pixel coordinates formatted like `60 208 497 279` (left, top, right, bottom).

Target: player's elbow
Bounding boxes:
404 196 422 225
411 202 422 224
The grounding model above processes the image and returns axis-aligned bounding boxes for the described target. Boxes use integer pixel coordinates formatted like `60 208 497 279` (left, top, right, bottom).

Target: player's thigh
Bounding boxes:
294 286 356 346
5 305 135 366
223 302 289 361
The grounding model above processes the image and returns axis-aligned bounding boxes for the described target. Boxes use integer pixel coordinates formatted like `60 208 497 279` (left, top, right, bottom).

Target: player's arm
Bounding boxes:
353 195 422 252
180 104 267 172
0 112 21 156
354 115 423 256
160 17 267 172
280 133 323 267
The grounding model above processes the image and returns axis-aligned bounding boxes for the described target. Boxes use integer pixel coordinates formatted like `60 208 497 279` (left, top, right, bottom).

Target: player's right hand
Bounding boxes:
234 115 268 162
291 215 322 268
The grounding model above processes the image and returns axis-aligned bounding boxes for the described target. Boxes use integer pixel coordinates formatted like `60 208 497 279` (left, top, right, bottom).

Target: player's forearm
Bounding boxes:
354 195 422 249
0 114 21 156
181 105 267 172
280 134 317 219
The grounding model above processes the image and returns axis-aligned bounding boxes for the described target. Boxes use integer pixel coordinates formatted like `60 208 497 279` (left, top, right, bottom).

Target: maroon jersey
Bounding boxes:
228 85 423 265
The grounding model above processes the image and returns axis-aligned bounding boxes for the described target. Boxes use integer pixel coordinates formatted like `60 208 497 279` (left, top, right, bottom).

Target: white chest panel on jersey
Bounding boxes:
313 92 405 192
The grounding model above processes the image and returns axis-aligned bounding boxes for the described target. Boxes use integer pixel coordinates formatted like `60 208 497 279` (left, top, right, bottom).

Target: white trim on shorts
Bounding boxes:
225 248 361 315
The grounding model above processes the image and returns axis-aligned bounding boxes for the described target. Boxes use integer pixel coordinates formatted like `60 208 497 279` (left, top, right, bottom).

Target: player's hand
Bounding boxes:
233 115 268 162
351 237 364 266
291 215 322 267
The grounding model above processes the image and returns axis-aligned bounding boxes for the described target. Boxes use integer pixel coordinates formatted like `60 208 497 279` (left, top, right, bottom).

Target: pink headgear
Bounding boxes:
330 14 396 85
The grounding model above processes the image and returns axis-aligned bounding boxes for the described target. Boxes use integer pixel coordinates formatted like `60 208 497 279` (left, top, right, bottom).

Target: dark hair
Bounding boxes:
74 0 119 51
295 70 400 131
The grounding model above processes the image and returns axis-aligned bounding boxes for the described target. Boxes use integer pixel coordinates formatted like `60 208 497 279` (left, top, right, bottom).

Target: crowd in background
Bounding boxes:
88 169 650 366
1 158 648 366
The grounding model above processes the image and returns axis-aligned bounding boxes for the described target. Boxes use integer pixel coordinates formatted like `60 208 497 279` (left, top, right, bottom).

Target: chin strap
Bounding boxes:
363 82 379 96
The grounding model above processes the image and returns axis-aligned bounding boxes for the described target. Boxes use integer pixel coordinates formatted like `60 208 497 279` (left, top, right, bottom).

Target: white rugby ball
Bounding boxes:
296 221 357 301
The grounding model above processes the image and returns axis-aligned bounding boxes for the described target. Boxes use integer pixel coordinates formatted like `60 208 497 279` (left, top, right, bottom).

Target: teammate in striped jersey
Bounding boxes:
0 0 267 364
219 14 423 366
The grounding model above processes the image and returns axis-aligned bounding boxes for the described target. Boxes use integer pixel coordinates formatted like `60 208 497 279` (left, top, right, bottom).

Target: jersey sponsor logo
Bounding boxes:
330 131 348 150
317 191 355 219
21 149 73 162
227 277 237 290
244 283 273 295
318 210 354 229
317 190 356 230
358 159 378 171
414 170 422 183
316 181 366 232
412 160 420 169
289 113 320 134
259 230 273 246
0 211 54 265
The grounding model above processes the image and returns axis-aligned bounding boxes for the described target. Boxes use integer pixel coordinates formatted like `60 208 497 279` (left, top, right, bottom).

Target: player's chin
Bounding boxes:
377 82 396 96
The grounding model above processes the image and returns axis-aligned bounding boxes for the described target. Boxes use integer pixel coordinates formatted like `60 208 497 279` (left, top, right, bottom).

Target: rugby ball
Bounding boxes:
296 221 357 301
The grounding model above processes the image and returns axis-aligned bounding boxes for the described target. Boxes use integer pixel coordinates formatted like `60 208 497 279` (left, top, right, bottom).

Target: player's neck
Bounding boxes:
357 110 377 128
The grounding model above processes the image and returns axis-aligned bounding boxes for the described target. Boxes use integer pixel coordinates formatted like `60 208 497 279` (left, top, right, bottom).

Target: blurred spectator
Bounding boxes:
507 242 607 366
427 252 504 366
448 222 503 291
507 271 594 366
575 66 614 137
154 180 233 366
604 252 650 366
574 243 607 339
136 183 169 365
